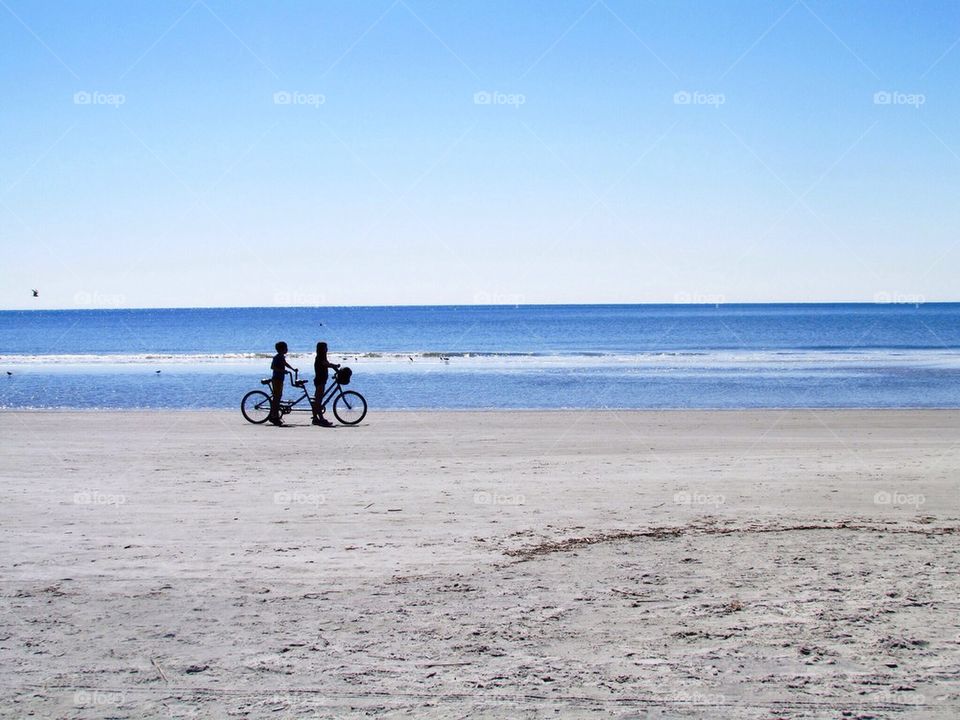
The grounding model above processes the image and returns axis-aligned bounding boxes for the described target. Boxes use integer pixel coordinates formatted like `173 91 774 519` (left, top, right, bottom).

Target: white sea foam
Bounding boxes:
3 349 960 370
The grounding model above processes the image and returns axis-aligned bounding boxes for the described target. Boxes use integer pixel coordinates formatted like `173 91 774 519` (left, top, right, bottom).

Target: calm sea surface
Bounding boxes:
1 304 958 409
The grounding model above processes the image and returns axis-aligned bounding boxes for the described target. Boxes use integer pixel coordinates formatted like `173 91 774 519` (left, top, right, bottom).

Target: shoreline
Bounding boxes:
5 406 960 412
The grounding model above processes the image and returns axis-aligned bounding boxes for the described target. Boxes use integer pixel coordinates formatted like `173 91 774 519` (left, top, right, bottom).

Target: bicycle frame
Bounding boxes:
276 371 343 414
315 379 343 411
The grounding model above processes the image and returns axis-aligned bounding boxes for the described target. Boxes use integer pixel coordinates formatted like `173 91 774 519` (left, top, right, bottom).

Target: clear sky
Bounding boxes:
1 0 958 309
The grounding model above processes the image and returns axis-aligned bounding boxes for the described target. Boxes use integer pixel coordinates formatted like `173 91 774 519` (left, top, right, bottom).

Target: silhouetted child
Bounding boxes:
312 341 340 427
268 341 297 426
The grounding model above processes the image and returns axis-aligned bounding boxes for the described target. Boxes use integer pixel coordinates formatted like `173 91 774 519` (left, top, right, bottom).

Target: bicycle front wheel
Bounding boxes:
241 390 272 424
333 390 367 425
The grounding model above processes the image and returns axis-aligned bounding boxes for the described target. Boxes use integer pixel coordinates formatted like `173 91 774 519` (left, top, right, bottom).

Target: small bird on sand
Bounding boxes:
31 289 38 297
155 370 161 374
5 371 12 376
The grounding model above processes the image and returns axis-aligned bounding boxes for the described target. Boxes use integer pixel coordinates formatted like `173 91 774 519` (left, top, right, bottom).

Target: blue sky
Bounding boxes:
1 0 958 308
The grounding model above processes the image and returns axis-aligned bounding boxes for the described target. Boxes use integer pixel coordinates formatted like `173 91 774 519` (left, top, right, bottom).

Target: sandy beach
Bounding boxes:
1 409 959 719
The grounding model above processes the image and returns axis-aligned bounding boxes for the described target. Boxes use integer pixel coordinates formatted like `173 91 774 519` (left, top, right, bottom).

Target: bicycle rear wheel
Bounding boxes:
333 390 367 425
241 390 272 424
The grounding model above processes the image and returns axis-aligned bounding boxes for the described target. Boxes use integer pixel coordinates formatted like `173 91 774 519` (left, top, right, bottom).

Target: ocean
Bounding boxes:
1 303 958 409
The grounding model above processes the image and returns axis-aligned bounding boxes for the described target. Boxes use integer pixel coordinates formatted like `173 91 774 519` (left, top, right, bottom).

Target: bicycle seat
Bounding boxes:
260 378 272 385
294 380 307 388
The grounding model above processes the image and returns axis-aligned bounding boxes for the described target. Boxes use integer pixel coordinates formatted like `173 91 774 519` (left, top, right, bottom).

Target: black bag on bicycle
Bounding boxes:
335 367 352 385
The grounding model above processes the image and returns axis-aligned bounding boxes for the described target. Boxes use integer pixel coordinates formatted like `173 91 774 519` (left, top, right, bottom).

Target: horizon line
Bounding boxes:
0 300 953 312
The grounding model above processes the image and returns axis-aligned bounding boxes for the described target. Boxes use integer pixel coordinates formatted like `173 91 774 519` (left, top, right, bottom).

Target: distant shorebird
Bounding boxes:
31 289 38 297
155 370 161 374
5 371 12 376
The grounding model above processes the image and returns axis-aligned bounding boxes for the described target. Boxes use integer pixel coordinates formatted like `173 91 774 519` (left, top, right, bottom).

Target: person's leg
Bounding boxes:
312 378 326 422
318 375 335 425
270 378 284 423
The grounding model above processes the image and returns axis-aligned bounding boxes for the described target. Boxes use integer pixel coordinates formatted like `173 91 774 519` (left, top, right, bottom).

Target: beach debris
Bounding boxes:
185 664 209 674
878 636 929 650
505 520 960 561
31 289 38 297
150 658 168 683
610 588 662 602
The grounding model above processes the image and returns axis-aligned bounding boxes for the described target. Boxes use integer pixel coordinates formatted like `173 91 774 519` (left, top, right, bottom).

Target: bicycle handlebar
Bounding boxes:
286 367 347 383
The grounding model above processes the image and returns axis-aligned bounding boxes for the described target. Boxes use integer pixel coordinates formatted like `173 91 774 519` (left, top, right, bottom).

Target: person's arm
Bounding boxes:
285 359 298 372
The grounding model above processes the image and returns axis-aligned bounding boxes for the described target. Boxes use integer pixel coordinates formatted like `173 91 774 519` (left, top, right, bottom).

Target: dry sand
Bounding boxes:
1 409 959 719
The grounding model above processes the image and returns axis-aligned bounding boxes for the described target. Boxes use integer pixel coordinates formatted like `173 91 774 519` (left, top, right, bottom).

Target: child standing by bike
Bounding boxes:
312 341 340 427
269 341 297 426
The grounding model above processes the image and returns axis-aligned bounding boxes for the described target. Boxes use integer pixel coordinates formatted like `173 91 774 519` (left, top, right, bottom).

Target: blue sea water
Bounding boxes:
0 304 958 409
